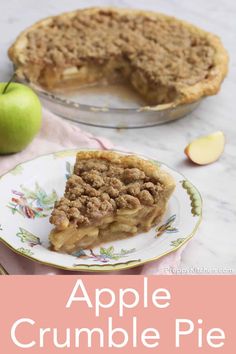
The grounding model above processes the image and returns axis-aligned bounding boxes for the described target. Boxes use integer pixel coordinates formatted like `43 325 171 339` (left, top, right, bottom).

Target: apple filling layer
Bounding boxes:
49 151 175 254
50 204 165 253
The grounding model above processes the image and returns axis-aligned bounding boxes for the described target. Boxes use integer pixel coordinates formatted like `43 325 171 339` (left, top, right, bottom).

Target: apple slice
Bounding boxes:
184 131 225 165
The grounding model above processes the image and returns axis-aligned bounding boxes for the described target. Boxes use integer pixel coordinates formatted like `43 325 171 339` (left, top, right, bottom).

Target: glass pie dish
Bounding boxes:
18 79 201 128
9 7 228 128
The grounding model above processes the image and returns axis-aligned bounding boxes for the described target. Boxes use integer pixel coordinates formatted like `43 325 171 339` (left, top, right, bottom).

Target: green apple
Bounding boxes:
0 82 42 154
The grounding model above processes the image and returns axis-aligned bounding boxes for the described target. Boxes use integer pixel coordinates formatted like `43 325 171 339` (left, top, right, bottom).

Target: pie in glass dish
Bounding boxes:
8 7 228 107
49 151 175 254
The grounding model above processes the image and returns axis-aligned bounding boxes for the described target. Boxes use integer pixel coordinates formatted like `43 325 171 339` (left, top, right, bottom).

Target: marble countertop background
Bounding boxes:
1 0 236 273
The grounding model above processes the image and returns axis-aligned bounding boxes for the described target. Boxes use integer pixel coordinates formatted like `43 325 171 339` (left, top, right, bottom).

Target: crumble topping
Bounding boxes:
20 9 215 101
50 157 164 229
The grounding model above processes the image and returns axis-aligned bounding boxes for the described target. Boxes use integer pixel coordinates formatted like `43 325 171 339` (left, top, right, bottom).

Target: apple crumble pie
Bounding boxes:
49 151 175 253
9 7 228 106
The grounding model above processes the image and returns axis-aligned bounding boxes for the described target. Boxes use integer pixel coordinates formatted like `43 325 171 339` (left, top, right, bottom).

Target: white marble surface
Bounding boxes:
1 0 236 273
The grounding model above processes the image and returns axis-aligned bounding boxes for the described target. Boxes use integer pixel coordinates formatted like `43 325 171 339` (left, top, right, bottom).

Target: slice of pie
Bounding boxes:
8 7 228 107
49 151 175 253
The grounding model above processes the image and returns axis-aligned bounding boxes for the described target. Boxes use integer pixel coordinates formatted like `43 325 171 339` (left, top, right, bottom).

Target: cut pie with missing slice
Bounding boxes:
8 7 228 107
49 151 175 254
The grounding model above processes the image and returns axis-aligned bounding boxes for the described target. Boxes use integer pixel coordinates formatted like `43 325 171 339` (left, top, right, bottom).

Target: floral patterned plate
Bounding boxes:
0 149 202 272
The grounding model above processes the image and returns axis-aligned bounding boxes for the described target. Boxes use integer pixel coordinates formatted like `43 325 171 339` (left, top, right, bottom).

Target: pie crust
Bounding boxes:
49 151 175 253
8 7 228 107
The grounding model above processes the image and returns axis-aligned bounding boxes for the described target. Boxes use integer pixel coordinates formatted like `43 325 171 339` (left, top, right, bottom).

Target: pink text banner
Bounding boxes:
0 276 235 353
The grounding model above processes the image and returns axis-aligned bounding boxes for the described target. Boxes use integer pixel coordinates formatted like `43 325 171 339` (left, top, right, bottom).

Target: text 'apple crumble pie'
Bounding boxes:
9 7 228 107
49 151 175 253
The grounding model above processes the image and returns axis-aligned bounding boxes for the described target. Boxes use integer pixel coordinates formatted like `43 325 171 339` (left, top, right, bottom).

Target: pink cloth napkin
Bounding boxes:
0 109 183 275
